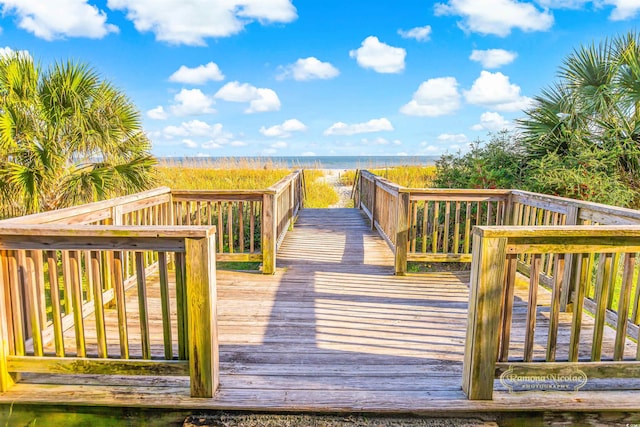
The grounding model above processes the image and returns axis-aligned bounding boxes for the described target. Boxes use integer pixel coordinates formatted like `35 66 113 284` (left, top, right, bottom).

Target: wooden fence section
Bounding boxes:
0 225 218 398
463 226 640 400
356 171 640 278
0 170 304 274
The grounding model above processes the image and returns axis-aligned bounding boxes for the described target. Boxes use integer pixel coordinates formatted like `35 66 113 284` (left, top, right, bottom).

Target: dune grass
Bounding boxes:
155 157 291 190
339 166 437 188
155 158 340 208
303 170 339 208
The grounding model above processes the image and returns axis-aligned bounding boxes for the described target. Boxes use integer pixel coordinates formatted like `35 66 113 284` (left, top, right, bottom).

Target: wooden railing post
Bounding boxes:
185 234 218 398
462 229 507 400
370 178 377 230
262 193 277 274
395 191 410 275
561 205 580 311
0 252 14 391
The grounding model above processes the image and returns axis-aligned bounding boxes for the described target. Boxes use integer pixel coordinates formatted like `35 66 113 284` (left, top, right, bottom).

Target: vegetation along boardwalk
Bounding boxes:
2 207 640 413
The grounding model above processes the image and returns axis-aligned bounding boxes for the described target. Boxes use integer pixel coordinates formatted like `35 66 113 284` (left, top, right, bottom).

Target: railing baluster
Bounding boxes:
453 202 461 254
431 201 439 253
112 251 129 359
135 252 150 359
524 254 541 362
158 252 173 360
614 253 635 361
91 251 107 358
546 255 564 362
68 251 86 357
46 251 65 357
239 201 244 253
592 253 613 361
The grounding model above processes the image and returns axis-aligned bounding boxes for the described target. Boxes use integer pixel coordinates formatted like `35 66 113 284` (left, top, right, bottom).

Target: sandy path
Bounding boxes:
319 169 352 208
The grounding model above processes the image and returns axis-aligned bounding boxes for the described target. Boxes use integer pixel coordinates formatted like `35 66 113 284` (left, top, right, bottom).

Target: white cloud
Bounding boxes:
230 140 247 147
270 141 287 149
420 144 440 153
277 57 339 81
147 106 168 120
107 0 297 45
361 137 390 145
0 46 31 59
202 140 223 149
0 0 118 40
400 77 461 117
169 62 224 84
182 139 198 148
398 25 432 41
605 0 640 20
434 0 554 36
214 81 281 113
464 71 532 112
349 36 406 74
301 151 316 156
169 88 216 115
324 118 394 136
162 120 231 142
471 111 512 131
260 119 307 137
437 133 468 143
534 0 640 19
470 49 517 68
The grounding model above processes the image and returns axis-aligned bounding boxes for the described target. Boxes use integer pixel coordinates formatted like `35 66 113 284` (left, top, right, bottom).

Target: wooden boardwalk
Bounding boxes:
2 208 640 413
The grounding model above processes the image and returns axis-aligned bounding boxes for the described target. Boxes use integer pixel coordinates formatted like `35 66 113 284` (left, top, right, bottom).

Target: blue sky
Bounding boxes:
0 1 639 158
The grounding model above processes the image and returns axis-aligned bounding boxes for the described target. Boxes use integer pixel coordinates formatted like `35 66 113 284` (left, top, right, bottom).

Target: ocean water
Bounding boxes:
159 155 438 169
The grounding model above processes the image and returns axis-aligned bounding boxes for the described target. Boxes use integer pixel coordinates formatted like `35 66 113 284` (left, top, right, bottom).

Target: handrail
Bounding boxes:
0 225 218 397
0 187 172 225
464 225 640 400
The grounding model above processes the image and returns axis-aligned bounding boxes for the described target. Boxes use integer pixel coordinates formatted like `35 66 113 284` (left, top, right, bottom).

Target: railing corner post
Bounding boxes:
462 230 507 400
395 191 410 276
262 193 277 274
185 234 219 398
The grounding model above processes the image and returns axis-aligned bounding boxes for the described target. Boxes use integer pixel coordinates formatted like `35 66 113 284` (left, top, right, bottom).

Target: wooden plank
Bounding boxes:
523 254 541 362
592 253 613 361
90 251 107 358
21 251 43 357
7 356 188 376
462 231 507 400
135 252 150 360
547 255 564 362
407 253 472 263
569 254 590 362
175 252 187 360
443 202 450 253
453 202 460 255
262 193 276 274
431 202 439 253
499 254 517 362
45 251 64 357
158 252 172 360
238 202 244 252
495 361 640 379
185 236 219 398
227 202 234 254
614 253 635 361
394 192 409 276
68 251 86 358
464 202 471 254
216 253 263 262
0 251 14 391
112 251 129 359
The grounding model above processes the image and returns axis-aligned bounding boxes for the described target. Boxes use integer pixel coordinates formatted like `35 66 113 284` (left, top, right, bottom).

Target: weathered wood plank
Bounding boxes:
7 356 188 376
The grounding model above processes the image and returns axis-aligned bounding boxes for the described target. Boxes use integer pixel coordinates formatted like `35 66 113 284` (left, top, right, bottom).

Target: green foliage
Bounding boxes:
0 53 155 216
433 31 640 208
433 131 525 189
525 146 636 206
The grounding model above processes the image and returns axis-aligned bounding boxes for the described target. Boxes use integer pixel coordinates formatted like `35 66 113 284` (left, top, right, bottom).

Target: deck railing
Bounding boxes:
2 170 304 274
0 225 217 397
0 170 303 397
464 226 640 399
355 170 640 400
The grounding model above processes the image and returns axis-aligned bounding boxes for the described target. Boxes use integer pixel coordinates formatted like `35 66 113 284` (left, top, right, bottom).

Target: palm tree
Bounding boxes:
0 53 155 215
517 31 640 206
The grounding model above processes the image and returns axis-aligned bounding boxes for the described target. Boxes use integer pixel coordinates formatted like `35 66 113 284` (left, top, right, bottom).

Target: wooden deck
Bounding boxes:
2 208 640 413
